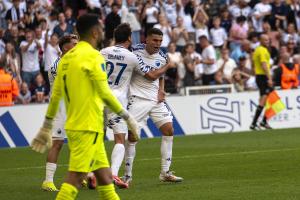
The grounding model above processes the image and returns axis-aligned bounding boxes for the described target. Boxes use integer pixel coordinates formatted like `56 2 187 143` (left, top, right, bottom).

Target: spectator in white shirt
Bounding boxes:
229 0 252 21
35 26 45 52
86 0 102 17
47 10 59 34
142 0 159 36
20 30 42 87
167 42 185 91
121 0 142 45
172 16 189 52
210 16 228 49
199 35 217 85
179 0 197 41
154 14 172 52
161 0 177 27
216 48 237 83
193 5 209 51
251 0 271 33
282 23 300 45
43 32 60 88
182 42 202 86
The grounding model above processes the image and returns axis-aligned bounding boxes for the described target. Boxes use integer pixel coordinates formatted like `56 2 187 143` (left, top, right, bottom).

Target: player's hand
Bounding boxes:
31 118 53 153
126 115 140 142
119 110 140 141
158 89 166 103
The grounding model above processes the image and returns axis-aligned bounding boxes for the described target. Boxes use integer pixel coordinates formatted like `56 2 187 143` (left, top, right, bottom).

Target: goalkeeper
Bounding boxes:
31 13 139 200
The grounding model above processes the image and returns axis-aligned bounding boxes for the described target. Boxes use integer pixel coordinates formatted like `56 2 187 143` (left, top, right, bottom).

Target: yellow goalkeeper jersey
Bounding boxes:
46 41 123 133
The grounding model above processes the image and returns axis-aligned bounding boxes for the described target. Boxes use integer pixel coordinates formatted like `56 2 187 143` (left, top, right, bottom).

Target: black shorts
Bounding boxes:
256 75 273 96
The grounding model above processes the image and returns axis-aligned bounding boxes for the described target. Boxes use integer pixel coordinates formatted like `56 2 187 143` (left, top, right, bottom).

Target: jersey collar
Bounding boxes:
115 44 127 49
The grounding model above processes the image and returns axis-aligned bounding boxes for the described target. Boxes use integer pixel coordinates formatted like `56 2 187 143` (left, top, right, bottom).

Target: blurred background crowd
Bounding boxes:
0 0 300 106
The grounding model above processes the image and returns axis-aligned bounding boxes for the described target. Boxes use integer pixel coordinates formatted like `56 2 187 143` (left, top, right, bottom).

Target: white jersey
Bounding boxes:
100 45 144 106
47 56 66 139
48 57 60 89
130 44 167 102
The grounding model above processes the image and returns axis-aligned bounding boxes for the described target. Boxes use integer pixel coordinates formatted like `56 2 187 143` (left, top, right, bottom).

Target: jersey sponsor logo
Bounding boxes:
0 112 29 148
200 97 241 133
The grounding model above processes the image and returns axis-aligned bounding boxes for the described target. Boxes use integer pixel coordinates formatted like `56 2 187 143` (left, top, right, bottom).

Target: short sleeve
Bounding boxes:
134 53 152 75
208 47 216 60
258 49 269 64
20 41 26 48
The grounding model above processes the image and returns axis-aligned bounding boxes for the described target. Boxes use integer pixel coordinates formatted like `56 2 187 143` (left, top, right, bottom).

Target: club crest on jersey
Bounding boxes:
155 60 160 67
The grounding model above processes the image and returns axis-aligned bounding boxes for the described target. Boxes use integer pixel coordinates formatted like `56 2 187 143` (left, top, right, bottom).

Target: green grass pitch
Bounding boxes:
1 128 300 200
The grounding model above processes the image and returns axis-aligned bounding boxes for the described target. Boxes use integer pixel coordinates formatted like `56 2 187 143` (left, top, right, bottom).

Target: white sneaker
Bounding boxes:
121 175 132 185
159 171 183 182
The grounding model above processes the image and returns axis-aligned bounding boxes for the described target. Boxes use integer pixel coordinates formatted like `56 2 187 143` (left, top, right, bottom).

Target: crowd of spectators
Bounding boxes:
0 0 300 106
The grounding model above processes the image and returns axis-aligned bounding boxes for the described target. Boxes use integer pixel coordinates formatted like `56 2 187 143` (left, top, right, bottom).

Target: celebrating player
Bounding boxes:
101 23 140 189
41 34 78 192
31 14 139 200
123 28 183 184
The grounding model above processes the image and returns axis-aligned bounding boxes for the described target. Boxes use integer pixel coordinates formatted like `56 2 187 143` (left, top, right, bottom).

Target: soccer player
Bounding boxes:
250 34 273 130
101 23 171 189
41 34 78 192
123 28 183 184
31 14 139 200
100 23 138 189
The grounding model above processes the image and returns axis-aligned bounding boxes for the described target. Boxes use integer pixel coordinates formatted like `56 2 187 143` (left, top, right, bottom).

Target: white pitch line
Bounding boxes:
139 147 300 161
0 147 299 172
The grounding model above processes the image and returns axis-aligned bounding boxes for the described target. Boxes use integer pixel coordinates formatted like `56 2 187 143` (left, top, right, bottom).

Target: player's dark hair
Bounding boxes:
76 14 100 39
146 28 163 37
59 34 78 50
114 23 132 43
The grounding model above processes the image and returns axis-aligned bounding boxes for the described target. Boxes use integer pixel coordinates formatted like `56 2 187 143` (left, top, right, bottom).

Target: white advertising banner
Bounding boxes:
0 89 299 148
167 89 300 134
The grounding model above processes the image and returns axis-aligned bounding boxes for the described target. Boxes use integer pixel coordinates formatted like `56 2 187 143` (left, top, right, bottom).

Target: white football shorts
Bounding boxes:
105 108 128 134
127 95 173 128
52 100 66 140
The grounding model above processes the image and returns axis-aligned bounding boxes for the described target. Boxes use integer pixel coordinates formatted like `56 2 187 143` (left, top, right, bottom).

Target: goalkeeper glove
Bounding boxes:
119 109 140 142
31 118 53 153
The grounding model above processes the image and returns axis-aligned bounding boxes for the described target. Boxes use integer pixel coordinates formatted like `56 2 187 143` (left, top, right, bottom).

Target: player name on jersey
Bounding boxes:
108 54 125 61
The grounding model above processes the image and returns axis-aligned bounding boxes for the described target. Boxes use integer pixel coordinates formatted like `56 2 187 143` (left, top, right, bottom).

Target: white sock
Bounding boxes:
111 143 125 176
124 141 137 177
45 162 57 182
161 136 173 173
